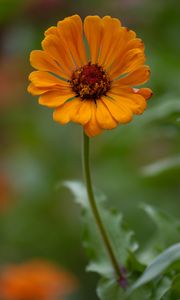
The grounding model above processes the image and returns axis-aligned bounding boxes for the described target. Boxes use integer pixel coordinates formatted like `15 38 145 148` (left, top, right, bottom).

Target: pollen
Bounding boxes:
70 62 111 101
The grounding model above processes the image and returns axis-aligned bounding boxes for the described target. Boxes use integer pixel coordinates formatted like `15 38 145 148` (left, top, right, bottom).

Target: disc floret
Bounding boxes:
71 62 111 101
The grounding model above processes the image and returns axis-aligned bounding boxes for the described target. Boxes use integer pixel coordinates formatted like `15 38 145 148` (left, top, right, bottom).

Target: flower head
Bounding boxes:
28 15 152 137
0 260 77 300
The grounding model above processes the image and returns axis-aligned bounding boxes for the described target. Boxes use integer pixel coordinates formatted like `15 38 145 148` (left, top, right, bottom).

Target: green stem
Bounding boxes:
82 130 121 279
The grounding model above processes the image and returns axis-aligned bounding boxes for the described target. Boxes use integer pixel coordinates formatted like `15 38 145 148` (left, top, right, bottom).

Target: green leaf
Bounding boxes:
97 277 150 300
64 180 137 279
141 155 180 177
142 204 180 241
63 180 140 300
139 204 180 263
142 98 180 126
129 243 180 292
63 181 88 208
154 277 172 300
63 180 107 208
127 251 146 273
136 274 173 300
97 277 124 300
170 274 180 299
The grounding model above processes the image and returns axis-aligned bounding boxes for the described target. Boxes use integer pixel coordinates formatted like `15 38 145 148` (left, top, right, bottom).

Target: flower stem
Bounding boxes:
82 131 121 279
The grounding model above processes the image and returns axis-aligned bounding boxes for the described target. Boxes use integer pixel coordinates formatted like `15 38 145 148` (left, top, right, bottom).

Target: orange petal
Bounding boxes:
102 27 126 70
104 27 137 70
121 28 136 40
58 15 87 67
108 87 147 115
53 98 82 124
71 100 92 125
84 16 102 64
125 38 144 52
44 26 58 36
109 49 145 79
120 50 145 75
27 83 49 95
134 87 153 100
39 90 75 107
98 16 121 67
42 35 74 78
96 99 117 129
84 102 102 137
29 71 69 88
114 65 150 86
102 96 132 123
30 50 63 78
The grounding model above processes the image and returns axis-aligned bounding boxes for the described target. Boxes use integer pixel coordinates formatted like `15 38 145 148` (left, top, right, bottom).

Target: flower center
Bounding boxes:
70 62 111 101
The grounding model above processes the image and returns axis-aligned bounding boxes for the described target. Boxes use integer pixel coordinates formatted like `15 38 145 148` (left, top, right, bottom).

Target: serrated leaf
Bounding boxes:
63 181 88 208
63 180 106 208
82 208 113 276
129 243 180 292
64 181 137 279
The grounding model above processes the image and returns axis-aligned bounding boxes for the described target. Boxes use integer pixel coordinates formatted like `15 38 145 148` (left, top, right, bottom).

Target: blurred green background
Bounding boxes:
0 0 180 299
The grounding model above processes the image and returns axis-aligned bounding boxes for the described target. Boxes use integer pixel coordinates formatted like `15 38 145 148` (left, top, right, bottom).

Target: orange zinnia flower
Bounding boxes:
28 15 152 137
0 260 77 300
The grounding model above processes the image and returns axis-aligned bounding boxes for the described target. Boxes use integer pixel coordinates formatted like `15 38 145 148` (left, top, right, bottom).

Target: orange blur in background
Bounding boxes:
0 260 77 300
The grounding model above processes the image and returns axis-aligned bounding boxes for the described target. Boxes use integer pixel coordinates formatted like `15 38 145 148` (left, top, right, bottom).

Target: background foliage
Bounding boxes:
0 0 180 299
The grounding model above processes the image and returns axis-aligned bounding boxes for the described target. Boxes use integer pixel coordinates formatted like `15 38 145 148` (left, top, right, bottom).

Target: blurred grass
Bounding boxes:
0 0 180 299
